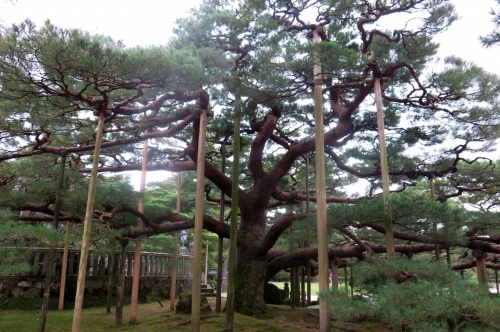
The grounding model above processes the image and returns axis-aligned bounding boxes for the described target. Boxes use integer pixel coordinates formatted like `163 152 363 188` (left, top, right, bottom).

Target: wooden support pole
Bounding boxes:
58 221 70 310
216 143 226 314
472 250 488 286
72 113 106 332
170 172 182 311
306 261 312 306
429 177 441 261
226 93 241 332
204 241 209 285
374 78 395 258
106 241 115 314
495 270 499 293
191 111 208 332
300 266 305 307
115 242 127 325
39 153 66 332
331 259 339 289
130 133 148 323
312 27 330 332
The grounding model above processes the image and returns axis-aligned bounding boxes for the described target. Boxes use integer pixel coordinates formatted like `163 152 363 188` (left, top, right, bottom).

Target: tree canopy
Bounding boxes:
0 0 499 316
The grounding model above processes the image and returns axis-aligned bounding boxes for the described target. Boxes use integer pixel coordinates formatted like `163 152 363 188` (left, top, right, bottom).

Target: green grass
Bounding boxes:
0 300 388 331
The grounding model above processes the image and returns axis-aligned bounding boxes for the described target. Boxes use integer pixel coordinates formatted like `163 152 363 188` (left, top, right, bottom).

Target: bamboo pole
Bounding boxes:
72 112 106 332
39 153 66 332
191 111 208 332
170 172 182 311
130 133 148 323
226 92 241 332
312 27 330 332
374 78 395 258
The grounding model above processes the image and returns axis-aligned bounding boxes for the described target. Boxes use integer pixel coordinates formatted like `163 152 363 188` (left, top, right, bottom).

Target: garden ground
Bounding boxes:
0 296 390 331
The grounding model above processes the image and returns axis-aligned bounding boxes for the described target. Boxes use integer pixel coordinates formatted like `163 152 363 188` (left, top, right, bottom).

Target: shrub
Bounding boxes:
326 259 500 331
263 283 282 304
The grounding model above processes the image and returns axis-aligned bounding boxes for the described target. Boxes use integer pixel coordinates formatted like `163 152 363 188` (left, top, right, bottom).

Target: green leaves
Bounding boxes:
328 259 500 331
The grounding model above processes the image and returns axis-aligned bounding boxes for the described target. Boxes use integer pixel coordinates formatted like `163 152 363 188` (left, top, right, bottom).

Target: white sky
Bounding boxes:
1 0 499 188
1 0 498 74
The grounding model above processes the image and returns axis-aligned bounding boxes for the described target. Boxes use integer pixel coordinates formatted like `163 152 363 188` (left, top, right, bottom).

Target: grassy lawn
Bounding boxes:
0 299 388 332
270 282 348 298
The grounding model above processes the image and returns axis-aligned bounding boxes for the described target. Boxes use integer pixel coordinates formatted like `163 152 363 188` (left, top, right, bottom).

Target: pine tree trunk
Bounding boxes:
234 247 268 313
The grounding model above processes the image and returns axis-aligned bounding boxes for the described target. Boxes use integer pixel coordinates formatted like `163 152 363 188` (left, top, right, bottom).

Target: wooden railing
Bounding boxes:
5 247 192 278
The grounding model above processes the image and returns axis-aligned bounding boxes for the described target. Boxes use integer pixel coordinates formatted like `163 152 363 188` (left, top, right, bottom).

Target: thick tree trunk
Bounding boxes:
234 246 268 313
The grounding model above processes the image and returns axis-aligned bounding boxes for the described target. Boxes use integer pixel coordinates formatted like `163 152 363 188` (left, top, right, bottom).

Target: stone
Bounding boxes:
175 293 212 314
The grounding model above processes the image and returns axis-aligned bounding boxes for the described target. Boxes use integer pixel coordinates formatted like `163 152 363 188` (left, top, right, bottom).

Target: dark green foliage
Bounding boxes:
327 259 500 331
263 283 283 305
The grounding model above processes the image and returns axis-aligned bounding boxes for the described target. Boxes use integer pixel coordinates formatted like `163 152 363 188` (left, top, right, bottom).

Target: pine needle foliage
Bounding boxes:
326 259 500 331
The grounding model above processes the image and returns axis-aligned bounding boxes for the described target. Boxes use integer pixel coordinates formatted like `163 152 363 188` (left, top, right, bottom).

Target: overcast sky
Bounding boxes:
1 0 499 74
1 0 498 188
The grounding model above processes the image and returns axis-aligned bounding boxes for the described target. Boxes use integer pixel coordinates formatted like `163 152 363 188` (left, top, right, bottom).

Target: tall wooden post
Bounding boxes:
170 172 182 311
115 242 127 325
312 27 330 331
39 153 66 332
374 78 395 258
429 176 441 260
216 143 226 313
495 270 499 293
106 241 115 314
305 154 311 306
58 220 70 310
472 250 488 286
226 91 241 332
204 240 209 284
130 133 148 323
191 111 208 332
72 112 106 332
331 259 339 289
300 266 306 307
